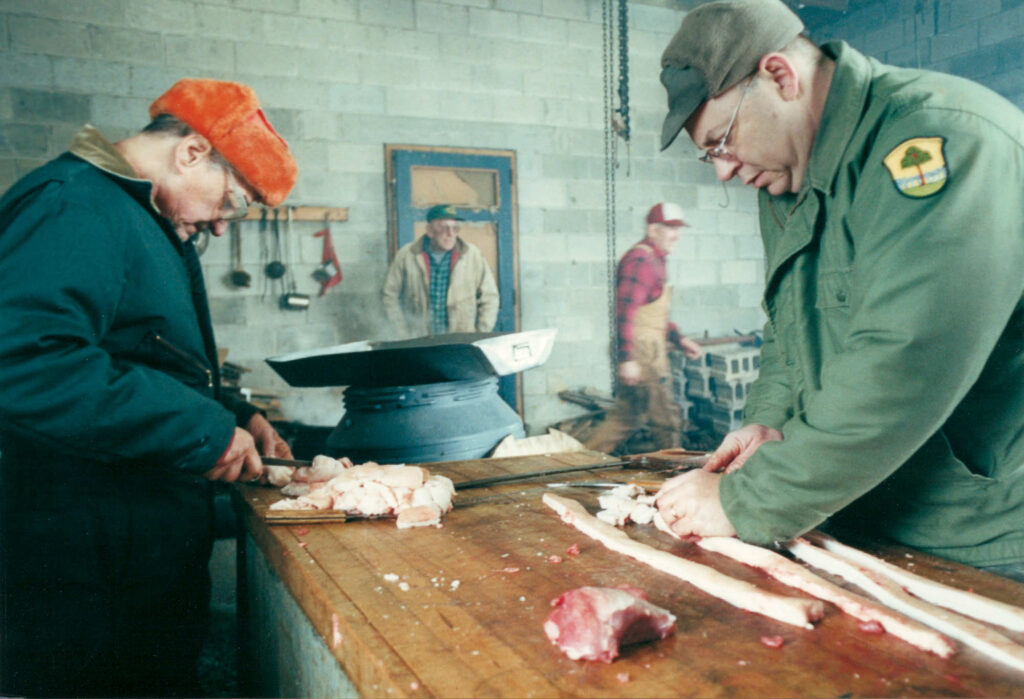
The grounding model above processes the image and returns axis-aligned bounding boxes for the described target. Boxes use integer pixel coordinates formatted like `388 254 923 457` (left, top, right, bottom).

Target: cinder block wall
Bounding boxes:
800 0 1024 110
15 1 1017 436
0 0 769 434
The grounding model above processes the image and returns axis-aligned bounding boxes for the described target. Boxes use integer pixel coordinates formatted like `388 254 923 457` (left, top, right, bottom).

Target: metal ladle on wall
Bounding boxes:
265 208 286 280
229 220 251 287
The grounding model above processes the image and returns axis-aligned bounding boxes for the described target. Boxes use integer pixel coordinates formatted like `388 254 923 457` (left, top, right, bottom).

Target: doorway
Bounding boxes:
385 144 521 411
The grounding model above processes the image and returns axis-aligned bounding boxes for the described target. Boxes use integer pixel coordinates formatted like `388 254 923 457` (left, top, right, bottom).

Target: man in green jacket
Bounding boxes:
0 79 297 696
654 0 1024 580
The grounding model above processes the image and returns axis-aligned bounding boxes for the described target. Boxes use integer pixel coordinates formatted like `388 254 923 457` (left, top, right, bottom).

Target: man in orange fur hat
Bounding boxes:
0 79 297 697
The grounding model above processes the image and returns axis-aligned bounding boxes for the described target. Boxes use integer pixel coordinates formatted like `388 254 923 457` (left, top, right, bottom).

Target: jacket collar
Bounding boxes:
69 125 143 181
802 41 873 198
68 125 182 249
68 125 165 212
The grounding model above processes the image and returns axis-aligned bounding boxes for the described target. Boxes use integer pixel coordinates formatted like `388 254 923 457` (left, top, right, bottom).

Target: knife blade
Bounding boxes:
262 457 313 467
449 455 697 491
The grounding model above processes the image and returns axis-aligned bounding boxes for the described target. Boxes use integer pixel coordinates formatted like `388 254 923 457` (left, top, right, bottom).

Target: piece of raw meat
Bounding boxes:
544 585 676 662
268 459 455 529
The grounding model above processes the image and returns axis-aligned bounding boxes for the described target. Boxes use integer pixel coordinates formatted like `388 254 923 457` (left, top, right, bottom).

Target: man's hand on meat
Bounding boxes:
617 360 642 386
246 412 293 459
205 427 264 483
703 424 783 474
654 470 737 538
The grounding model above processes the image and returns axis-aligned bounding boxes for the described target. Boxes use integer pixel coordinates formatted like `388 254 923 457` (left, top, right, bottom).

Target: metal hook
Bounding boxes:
718 180 731 209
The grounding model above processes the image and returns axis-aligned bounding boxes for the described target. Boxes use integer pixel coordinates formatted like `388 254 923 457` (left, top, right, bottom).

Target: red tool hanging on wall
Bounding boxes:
312 225 342 296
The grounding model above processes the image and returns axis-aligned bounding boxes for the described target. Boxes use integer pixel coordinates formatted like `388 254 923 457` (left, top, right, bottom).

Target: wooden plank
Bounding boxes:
241 205 349 222
237 453 1024 698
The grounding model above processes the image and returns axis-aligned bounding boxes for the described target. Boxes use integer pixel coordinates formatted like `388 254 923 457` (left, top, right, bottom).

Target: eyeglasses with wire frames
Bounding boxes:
218 169 251 221
698 76 755 165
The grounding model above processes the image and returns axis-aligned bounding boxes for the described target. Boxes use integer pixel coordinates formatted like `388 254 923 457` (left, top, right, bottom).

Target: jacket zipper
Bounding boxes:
152 333 214 388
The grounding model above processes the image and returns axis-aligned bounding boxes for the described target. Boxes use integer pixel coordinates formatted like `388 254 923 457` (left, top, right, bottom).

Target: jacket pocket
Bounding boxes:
815 267 852 310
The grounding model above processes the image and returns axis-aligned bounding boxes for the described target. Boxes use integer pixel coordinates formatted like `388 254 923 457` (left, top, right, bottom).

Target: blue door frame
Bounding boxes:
389 147 520 410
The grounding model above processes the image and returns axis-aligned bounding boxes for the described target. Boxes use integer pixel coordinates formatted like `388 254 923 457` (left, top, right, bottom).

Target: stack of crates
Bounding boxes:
682 350 714 432
706 345 761 438
668 350 692 428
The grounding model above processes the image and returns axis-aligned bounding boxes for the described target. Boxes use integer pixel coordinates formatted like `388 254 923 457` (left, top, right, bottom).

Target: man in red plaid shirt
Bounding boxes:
587 202 703 454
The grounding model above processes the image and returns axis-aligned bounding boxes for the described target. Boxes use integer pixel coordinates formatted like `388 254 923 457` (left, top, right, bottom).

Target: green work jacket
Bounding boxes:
722 42 1024 567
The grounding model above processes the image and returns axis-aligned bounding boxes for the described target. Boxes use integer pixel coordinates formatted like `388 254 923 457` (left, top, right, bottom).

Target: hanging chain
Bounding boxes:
602 0 618 393
616 0 630 138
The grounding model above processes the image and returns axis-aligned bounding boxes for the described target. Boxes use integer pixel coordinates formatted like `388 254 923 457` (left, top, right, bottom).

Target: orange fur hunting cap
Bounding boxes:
149 79 298 207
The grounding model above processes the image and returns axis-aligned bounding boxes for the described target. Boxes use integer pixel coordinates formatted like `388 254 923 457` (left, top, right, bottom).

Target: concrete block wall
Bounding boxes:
0 0 769 435
798 0 1024 110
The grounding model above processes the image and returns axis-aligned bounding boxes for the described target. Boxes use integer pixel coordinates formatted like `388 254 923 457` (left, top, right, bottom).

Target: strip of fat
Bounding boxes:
806 531 1024 633
543 494 824 629
696 536 954 657
787 538 1024 675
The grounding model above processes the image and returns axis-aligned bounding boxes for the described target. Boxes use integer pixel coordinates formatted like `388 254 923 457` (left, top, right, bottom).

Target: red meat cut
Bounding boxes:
543 585 676 663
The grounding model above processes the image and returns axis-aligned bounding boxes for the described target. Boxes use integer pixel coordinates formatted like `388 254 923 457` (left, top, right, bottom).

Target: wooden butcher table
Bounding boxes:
234 451 1024 698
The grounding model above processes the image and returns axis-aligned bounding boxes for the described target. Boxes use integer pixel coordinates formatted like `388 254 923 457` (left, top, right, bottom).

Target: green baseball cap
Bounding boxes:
659 0 804 151
425 204 464 222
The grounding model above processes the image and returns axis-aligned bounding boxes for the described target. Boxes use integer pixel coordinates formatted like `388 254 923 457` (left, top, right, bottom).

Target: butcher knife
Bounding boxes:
451 451 710 491
262 456 313 467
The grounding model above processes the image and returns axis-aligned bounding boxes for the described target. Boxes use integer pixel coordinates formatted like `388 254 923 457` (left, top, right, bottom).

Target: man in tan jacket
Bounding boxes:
382 204 499 338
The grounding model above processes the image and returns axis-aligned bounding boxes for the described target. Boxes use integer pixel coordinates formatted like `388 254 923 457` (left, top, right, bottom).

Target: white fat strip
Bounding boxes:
293 455 349 482
597 484 653 526
268 497 317 511
410 476 455 513
697 536 954 658
264 465 295 487
297 489 333 510
396 505 442 529
543 494 823 629
598 492 638 516
629 503 657 526
806 531 1024 633
280 481 311 498
351 482 395 517
788 538 1024 674
596 509 629 527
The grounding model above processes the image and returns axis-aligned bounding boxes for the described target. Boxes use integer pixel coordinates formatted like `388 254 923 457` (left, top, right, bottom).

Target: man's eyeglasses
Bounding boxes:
219 170 251 221
698 76 755 165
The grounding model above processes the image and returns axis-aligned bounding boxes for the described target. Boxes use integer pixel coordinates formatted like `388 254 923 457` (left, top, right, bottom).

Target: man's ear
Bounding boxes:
758 52 801 101
174 133 215 171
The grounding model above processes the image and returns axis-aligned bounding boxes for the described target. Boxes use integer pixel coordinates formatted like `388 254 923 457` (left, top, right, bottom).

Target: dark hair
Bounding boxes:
141 113 193 137
142 113 232 170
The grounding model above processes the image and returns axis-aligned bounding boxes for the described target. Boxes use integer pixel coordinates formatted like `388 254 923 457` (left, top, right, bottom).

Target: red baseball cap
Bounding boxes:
646 202 689 227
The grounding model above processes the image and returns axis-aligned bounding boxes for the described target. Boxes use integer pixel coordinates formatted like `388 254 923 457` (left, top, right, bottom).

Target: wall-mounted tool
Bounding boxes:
279 207 311 310
312 219 342 296
229 220 251 287
265 208 286 281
